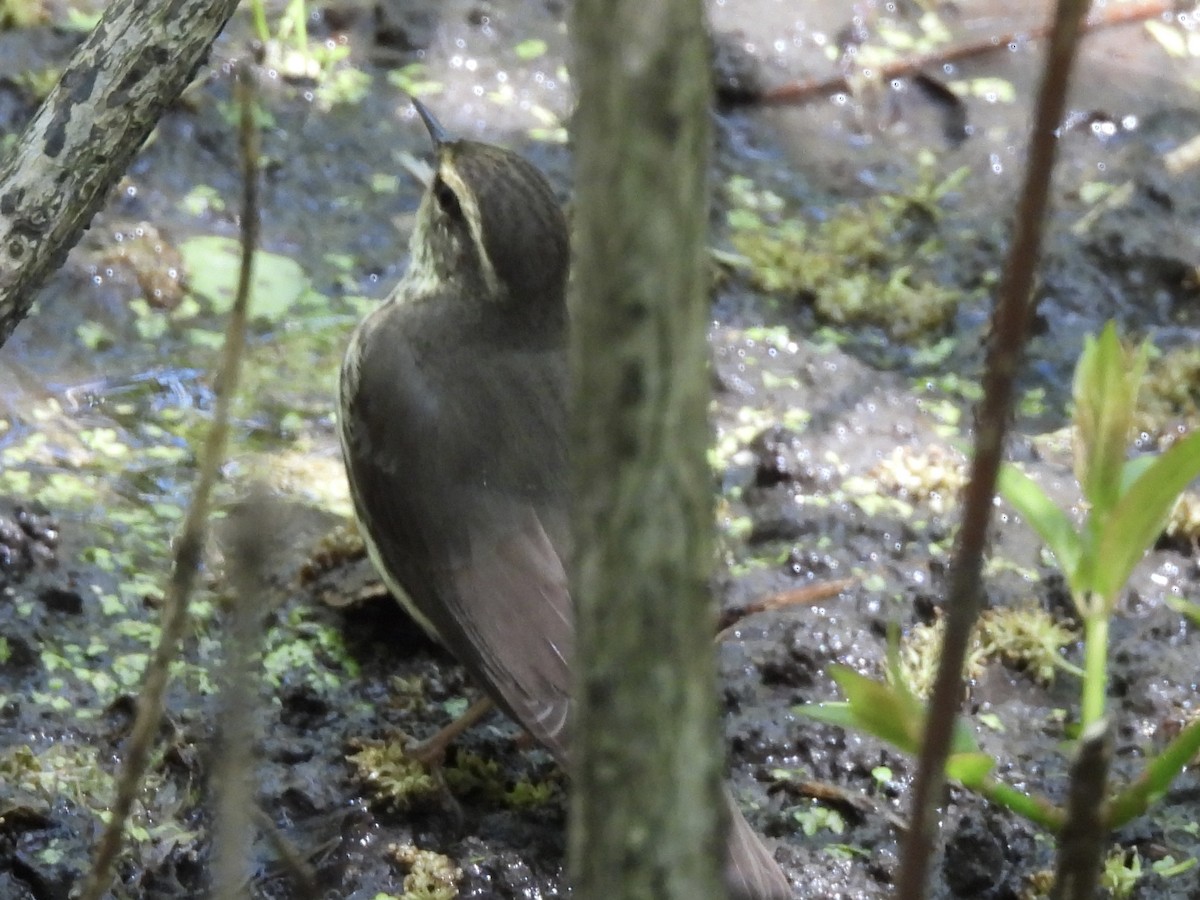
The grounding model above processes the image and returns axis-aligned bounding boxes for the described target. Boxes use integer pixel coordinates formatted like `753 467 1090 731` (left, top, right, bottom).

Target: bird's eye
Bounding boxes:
432 177 463 220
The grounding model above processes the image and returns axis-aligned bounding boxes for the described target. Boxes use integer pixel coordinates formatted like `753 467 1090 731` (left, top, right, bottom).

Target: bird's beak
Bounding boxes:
411 98 450 148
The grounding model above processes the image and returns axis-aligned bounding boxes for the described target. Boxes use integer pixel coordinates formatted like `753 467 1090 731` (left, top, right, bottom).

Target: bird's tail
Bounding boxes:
724 791 791 899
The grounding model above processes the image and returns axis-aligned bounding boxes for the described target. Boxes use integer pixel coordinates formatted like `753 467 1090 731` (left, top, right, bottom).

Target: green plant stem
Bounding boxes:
976 776 1064 832
1107 716 1200 828
249 0 270 44
1080 613 1109 728
287 0 307 51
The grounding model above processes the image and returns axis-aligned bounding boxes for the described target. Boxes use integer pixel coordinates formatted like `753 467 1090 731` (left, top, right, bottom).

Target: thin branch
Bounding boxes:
211 64 265 900
251 808 321 899
78 59 259 900
756 1 1167 108
714 577 855 641
894 1 1095 898
1050 720 1112 900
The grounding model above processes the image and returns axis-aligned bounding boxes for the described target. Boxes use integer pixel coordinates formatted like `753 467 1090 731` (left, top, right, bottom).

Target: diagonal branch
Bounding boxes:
895 0 1095 897
0 0 240 346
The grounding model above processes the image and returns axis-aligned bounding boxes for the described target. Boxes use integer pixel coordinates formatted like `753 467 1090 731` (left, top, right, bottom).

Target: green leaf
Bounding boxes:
828 665 924 753
796 701 859 731
1119 453 1157 495
945 752 994 785
514 39 548 61
1071 323 1147 516
998 464 1083 591
797 665 980 758
1107 716 1200 828
180 236 312 324
1093 429 1200 602
1164 594 1200 627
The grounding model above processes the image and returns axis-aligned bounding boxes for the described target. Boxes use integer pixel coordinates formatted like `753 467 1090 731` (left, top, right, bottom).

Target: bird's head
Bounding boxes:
407 99 569 309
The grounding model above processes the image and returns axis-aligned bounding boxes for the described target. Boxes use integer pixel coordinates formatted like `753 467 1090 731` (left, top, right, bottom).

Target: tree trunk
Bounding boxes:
0 0 240 345
568 1 722 898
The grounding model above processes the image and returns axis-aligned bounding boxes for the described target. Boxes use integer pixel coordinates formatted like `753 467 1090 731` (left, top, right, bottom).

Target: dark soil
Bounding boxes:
2 1 1200 899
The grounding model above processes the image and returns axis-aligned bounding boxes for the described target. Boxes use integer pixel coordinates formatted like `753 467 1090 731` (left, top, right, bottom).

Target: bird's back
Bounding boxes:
340 290 574 757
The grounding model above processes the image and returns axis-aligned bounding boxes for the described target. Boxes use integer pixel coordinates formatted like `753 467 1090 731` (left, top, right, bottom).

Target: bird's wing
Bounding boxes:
449 500 572 758
342 306 790 898
341 306 573 761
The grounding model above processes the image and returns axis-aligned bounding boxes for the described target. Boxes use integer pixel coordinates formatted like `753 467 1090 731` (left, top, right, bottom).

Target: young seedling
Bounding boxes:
1000 323 1200 793
798 321 1200 859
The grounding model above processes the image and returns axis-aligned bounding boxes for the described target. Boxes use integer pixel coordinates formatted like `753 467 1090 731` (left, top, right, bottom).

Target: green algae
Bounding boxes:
263 606 360 693
724 164 974 342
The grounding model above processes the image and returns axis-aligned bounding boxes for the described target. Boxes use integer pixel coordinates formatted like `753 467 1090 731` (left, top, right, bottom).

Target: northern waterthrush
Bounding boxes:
338 100 790 899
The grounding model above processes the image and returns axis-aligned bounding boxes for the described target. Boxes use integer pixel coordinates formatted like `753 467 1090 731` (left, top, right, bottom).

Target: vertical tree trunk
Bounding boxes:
568 1 722 898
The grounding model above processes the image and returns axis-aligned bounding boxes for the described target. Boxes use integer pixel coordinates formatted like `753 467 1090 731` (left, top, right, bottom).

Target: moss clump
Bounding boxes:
0 742 198 853
724 165 971 342
871 445 967 515
346 739 440 808
301 520 367 584
348 740 559 813
1 742 113 806
262 606 360 693
388 843 462 900
896 604 1078 698
0 0 47 29
1167 491 1200 543
978 605 1080 685
1140 344 1200 428
444 750 559 809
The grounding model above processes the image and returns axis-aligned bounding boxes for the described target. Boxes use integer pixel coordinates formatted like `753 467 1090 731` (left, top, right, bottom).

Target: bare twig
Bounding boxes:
251 808 321 899
757 1 1167 108
781 776 909 832
714 578 856 642
211 65 265 900
78 60 260 900
1073 130 1200 234
894 2 1095 898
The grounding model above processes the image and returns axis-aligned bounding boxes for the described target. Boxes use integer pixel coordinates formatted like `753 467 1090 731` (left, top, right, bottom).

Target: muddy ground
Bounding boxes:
1 1 1199 898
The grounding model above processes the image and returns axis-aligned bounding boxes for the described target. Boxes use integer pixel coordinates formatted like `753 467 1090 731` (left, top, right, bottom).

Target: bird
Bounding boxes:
338 98 791 899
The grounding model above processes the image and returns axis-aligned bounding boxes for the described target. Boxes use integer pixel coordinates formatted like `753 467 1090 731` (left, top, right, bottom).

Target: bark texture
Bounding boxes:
568 1 723 898
0 0 240 345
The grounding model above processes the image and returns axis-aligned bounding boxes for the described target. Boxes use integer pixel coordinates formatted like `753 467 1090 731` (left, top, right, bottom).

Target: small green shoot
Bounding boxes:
797 322 1200 868
1000 323 1200 735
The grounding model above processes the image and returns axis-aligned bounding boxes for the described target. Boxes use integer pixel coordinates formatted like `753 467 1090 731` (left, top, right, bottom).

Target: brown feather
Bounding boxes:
340 132 790 899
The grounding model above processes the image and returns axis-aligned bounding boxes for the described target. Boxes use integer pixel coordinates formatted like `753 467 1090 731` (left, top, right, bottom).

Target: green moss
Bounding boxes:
793 802 846 837
869 445 967 515
386 63 443 98
0 0 48 31
1100 848 1144 899
1140 344 1200 426
895 604 1079 698
841 474 915 519
348 735 558 812
346 740 440 808
389 844 462 900
0 741 197 856
978 605 1080 685
262 607 360 693
725 165 972 341
1167 491 1200 542
444 751 559 809
181 185 227 217
504 776 557 808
